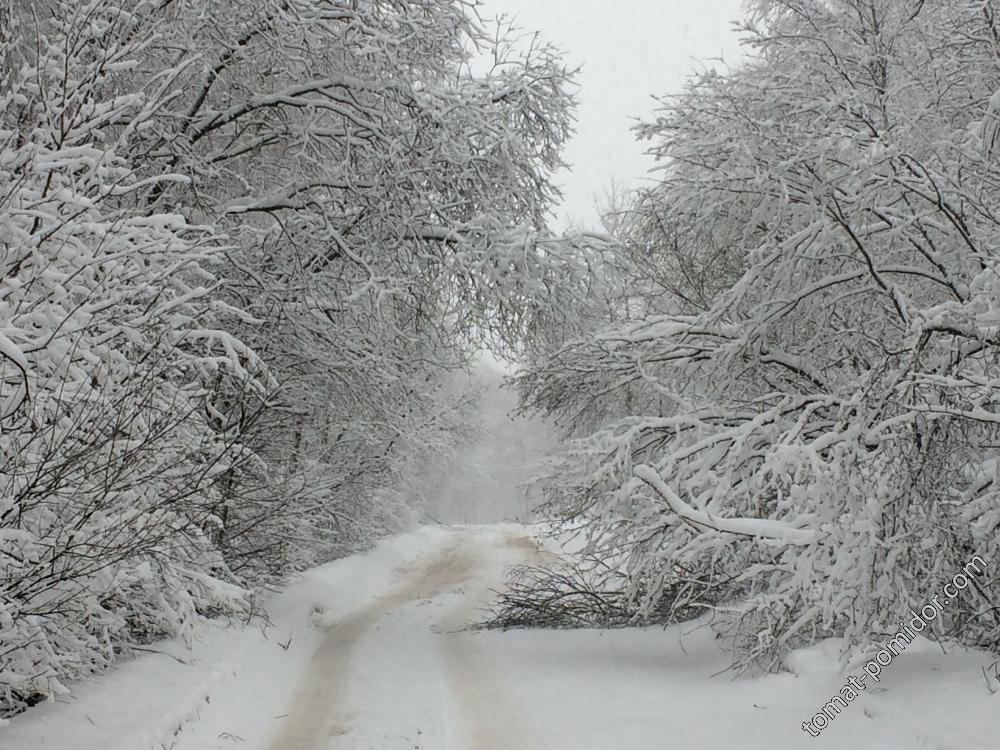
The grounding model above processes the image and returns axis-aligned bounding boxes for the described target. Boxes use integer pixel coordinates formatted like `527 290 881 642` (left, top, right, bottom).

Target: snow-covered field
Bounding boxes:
5 526 999 749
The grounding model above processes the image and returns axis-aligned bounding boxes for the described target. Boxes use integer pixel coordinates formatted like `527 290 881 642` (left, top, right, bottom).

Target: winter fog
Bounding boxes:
423 362 556 525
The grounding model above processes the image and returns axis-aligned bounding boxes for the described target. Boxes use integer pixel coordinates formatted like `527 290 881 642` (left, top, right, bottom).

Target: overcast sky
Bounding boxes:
475 0 746 231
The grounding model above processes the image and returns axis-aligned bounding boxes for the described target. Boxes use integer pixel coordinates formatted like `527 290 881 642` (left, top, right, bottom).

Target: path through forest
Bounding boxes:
262 530 548 749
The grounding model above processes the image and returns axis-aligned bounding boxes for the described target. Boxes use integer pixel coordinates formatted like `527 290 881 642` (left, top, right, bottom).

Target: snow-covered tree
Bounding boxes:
0 0 271 712
521 0 1000 667
123 0 585 567
0 0 587 714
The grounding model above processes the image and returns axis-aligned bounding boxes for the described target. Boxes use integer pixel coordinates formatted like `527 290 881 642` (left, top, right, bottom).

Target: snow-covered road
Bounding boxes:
6 526 1000 750
263 531 546 749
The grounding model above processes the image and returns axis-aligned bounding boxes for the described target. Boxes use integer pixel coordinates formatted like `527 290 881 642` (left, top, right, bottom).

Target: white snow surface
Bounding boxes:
4 525 999 749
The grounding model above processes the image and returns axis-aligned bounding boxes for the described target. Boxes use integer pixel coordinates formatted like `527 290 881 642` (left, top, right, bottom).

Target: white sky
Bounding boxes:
474 0 747 231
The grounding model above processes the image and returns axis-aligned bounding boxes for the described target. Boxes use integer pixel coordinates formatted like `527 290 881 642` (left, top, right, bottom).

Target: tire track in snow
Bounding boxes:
439 534 558 750
262 530 546 750
263 539 475 750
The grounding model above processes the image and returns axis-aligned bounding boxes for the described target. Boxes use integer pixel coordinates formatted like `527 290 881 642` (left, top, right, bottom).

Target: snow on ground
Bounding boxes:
1 526 452 750
4 525 999 749
466 625 1000 749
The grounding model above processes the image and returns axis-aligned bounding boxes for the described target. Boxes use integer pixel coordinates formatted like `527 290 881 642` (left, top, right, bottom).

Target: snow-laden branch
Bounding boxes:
633 465 817 545
0 331 31 418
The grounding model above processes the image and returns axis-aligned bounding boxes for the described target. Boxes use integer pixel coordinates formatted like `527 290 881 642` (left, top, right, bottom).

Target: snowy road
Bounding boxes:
6 526 1000 750
247 528 1000 750
262 531 546 750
